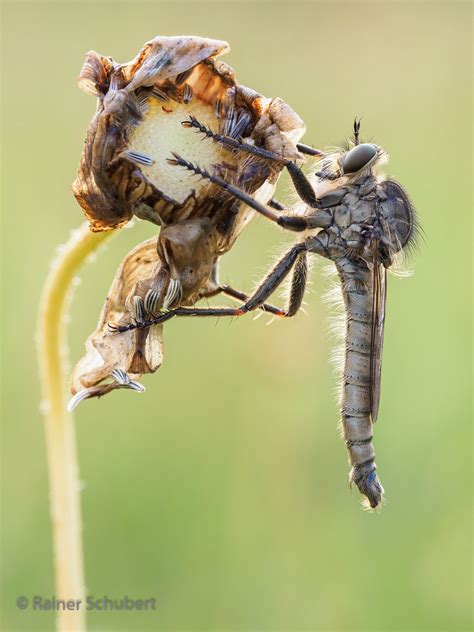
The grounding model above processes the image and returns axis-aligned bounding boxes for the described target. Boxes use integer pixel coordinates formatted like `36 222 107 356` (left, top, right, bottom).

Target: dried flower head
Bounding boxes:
73 35 304 233
70 35 306 407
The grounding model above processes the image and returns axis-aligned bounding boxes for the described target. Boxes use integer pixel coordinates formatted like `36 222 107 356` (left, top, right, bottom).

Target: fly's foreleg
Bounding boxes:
180 116 327 212
167 154 332 232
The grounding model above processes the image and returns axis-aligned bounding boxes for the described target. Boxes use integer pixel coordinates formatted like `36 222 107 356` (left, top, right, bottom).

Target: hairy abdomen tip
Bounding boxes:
351 462 385 509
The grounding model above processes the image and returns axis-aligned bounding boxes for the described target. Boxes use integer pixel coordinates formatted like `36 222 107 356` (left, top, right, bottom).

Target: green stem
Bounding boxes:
37 223 115 631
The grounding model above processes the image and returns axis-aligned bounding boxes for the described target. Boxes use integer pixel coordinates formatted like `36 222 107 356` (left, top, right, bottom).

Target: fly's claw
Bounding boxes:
108 316 141 334
181 115 213 138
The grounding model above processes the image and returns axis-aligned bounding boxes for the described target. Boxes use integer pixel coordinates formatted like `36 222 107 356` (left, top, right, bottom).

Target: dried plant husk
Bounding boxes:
70 35 306 405
69 216 222 401
73 35 305 237
70 237 165 399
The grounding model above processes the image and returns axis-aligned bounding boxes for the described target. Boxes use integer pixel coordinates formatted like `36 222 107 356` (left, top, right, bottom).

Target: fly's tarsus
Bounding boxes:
180 115 290 164
108 310 173 334
167 153 211 179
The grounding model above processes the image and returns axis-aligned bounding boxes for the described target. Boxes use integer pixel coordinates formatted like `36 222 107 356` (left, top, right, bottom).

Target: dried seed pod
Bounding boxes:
70 35 307 405
73 35 305 232
69 217 221 404
70 238 166 401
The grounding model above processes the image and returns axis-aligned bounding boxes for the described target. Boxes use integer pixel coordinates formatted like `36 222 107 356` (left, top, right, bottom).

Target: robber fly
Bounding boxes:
115 117 418 509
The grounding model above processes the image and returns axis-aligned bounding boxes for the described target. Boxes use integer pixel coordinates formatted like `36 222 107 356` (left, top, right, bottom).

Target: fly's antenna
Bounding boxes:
353 117 361 146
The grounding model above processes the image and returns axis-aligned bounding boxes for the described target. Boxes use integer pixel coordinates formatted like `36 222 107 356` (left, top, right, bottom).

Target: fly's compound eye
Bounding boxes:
341 143 378 175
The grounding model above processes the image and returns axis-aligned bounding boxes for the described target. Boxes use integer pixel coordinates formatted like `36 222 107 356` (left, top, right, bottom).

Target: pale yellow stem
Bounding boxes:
37 223 115 632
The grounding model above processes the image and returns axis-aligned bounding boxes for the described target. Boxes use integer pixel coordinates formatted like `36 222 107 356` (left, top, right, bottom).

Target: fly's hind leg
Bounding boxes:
111 236 328 334
201 260 304 317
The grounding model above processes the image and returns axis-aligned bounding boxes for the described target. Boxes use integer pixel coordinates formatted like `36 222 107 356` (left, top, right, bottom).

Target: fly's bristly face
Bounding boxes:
312 142 387 195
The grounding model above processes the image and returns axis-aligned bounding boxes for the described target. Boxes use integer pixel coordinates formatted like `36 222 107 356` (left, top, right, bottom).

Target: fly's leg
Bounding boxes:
110 243 307 332
285 251 308 317
268 199 286 211
219 286 283 316
238 244 309 316
296 142 324 157
111 279 291 334
203 257 306 317
199 284 287 317
219 256 307 318
167 154 333 232
110 237 328 334
190 234 326 318
181 116 326 211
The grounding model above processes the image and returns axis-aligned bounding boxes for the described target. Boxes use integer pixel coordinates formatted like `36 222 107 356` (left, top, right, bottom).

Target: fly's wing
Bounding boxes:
369 177 417 420
369 249 387 423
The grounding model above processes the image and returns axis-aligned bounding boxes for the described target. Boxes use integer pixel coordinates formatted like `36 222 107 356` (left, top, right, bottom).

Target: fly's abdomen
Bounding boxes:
337 259 384 508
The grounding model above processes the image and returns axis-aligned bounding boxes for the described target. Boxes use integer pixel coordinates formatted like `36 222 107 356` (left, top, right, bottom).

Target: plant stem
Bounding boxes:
37 223 115 631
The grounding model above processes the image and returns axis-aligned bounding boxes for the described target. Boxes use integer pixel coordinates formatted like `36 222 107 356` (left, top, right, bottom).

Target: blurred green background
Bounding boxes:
1 1 472 631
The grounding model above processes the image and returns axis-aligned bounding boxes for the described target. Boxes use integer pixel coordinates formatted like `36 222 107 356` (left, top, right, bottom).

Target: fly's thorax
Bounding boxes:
313 171 415 266
333 179 379 225
313 177 379 261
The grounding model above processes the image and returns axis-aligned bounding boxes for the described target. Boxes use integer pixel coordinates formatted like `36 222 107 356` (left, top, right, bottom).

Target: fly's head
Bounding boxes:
312 119 387 197
314 143 388 191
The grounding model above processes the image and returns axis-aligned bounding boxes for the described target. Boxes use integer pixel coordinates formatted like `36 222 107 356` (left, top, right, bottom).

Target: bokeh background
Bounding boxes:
1 1 472 631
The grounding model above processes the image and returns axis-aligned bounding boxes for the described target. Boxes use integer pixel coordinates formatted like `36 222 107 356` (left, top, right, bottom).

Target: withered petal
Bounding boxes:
70 237 166 396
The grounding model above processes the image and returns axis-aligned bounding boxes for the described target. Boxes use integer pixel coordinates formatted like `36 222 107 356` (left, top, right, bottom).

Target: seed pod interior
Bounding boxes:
126 94 235 205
